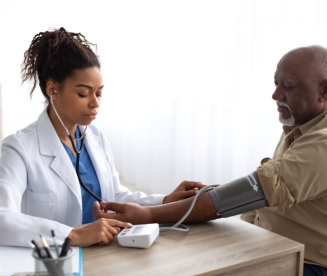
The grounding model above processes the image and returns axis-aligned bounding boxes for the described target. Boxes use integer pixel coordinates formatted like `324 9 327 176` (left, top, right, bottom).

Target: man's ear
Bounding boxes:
45 80 58 98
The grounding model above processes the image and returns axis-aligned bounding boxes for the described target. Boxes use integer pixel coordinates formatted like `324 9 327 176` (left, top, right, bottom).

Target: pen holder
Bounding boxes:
33 246 74 276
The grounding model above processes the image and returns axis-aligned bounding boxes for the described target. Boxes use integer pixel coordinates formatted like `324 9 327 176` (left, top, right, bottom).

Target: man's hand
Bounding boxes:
92 201 152 225
163 180 206 204
68 218 131 247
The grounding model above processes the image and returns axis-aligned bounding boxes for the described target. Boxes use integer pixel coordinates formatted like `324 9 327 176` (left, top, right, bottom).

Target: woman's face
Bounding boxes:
53 66 103 128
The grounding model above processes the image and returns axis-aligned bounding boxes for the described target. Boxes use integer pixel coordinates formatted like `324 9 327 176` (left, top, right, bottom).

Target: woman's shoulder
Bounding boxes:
4 120 38 141
7 109 48 142
1 120 38 154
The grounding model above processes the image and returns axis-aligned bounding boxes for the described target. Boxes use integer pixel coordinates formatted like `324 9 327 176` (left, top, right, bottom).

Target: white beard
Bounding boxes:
277 101 296 126
279 112 296 126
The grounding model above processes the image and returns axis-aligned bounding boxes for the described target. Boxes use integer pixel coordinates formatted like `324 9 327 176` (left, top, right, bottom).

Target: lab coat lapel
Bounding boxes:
37 109 82 206
82 126 111 201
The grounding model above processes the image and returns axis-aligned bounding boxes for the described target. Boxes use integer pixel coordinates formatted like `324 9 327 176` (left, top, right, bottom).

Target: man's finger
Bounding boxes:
100 212 117 220
177 190 197 199
100 201 109 210
103 202 127 213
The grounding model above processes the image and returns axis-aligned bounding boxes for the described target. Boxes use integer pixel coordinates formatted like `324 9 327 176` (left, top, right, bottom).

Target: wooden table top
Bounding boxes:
83 217 304 276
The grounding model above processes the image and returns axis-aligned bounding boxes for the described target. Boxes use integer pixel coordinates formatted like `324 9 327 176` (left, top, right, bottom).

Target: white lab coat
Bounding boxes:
0 109 164 247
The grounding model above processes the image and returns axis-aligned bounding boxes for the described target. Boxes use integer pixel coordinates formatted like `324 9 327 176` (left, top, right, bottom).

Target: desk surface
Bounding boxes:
83 218 304 276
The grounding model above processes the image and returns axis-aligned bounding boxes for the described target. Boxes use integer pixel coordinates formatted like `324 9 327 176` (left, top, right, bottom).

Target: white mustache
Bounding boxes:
277 101 291 110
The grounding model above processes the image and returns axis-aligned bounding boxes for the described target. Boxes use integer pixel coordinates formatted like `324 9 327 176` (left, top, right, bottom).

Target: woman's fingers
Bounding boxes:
92 201 103 219
96 218 132 244
96 219 120 245
106 218 132 228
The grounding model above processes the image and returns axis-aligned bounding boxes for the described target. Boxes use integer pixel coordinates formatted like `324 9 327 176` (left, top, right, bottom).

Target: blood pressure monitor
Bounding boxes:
117 223 159 249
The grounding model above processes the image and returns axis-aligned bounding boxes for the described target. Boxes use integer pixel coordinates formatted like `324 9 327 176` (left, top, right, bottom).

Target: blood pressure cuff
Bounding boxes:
208 173 266 218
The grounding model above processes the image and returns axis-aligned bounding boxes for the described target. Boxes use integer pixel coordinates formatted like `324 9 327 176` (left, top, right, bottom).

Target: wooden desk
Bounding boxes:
83 218 304 275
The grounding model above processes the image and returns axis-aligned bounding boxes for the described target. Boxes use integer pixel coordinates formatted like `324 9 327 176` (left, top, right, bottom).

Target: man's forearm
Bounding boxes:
94 173 266 225
147 192 218 223
94 190 218 224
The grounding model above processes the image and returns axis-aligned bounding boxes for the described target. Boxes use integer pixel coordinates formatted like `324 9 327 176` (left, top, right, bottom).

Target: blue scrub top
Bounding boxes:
61 128 102 224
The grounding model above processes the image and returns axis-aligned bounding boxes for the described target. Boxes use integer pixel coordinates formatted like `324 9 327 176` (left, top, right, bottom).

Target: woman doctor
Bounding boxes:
0 27 204 247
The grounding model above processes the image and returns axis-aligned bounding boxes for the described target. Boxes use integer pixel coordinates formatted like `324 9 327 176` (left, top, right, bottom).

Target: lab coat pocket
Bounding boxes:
22 189 56 219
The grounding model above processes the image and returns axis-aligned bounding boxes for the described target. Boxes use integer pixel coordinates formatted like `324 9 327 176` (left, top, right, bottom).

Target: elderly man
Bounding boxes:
94 46 327 275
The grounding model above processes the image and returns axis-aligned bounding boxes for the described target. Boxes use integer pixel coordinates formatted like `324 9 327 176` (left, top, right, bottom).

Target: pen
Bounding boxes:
59 237 71 257
40 235 52 259
30 240 43 259
51 230 59 257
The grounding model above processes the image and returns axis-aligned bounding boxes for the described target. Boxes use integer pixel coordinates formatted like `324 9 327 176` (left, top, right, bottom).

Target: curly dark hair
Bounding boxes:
21 27 100 98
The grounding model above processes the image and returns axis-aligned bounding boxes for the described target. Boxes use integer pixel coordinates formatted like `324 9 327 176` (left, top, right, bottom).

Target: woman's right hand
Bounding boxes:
68 218 132 247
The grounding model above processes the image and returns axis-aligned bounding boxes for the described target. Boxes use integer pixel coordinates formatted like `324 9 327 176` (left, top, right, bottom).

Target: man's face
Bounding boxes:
272 50 324 126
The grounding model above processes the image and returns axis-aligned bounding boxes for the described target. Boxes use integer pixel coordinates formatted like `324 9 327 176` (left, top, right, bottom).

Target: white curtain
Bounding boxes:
1 0 327 194
0 84 3 142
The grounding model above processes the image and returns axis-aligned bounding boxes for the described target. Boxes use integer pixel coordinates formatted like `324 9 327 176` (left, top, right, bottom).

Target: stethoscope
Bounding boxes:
50 92 102 202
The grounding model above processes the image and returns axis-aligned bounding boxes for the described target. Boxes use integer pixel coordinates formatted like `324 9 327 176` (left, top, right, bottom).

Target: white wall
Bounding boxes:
1 0 327 194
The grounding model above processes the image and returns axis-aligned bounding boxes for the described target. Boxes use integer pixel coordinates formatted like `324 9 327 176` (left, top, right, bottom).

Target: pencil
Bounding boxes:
40 234 52 259
51 230 59 257
30 240 43 258
59 237 71 257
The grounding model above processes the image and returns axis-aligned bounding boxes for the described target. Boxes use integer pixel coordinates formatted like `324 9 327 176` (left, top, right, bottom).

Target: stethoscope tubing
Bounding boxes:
50 94 103 202
68 134 102 202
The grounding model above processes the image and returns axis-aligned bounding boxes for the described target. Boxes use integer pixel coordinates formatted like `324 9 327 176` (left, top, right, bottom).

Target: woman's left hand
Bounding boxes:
163 181 206 204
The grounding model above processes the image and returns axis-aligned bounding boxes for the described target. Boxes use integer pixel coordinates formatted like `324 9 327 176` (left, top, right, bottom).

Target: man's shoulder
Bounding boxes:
300 125 327 141
298 114 327 141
